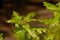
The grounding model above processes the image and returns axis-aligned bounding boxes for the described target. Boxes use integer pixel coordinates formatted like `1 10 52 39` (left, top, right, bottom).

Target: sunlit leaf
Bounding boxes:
24 12 36 22
15 23 20 27
43 2 60 11
39 18 52 24
15 30 26 40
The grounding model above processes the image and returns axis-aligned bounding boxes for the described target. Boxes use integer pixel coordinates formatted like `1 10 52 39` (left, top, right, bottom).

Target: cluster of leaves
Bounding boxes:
1 2 60 40
42 2 60 40
6 11 47 40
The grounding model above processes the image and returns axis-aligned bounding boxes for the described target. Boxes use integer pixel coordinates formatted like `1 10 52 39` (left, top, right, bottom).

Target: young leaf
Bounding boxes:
24 12 36 22
43 2 60 11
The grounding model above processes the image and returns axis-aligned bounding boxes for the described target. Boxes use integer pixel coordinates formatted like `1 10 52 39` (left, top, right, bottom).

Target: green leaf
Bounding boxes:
43 2 60 11
15 30 26 40
36 28 46 34
36 28 43 34
22 24 38 38
0 33 3 40
6 11 23 24
39 18 52 24
24 12 36 22
45 34 55 40
22 23 30 30
50 12 60 27
15 23 20 27
13 11 21 18
6 20 13 23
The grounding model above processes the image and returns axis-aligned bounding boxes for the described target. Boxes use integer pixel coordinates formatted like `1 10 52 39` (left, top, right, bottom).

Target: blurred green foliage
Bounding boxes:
6 11 47 40
0 2 60 40
43 2 60 40
0 33 3 40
